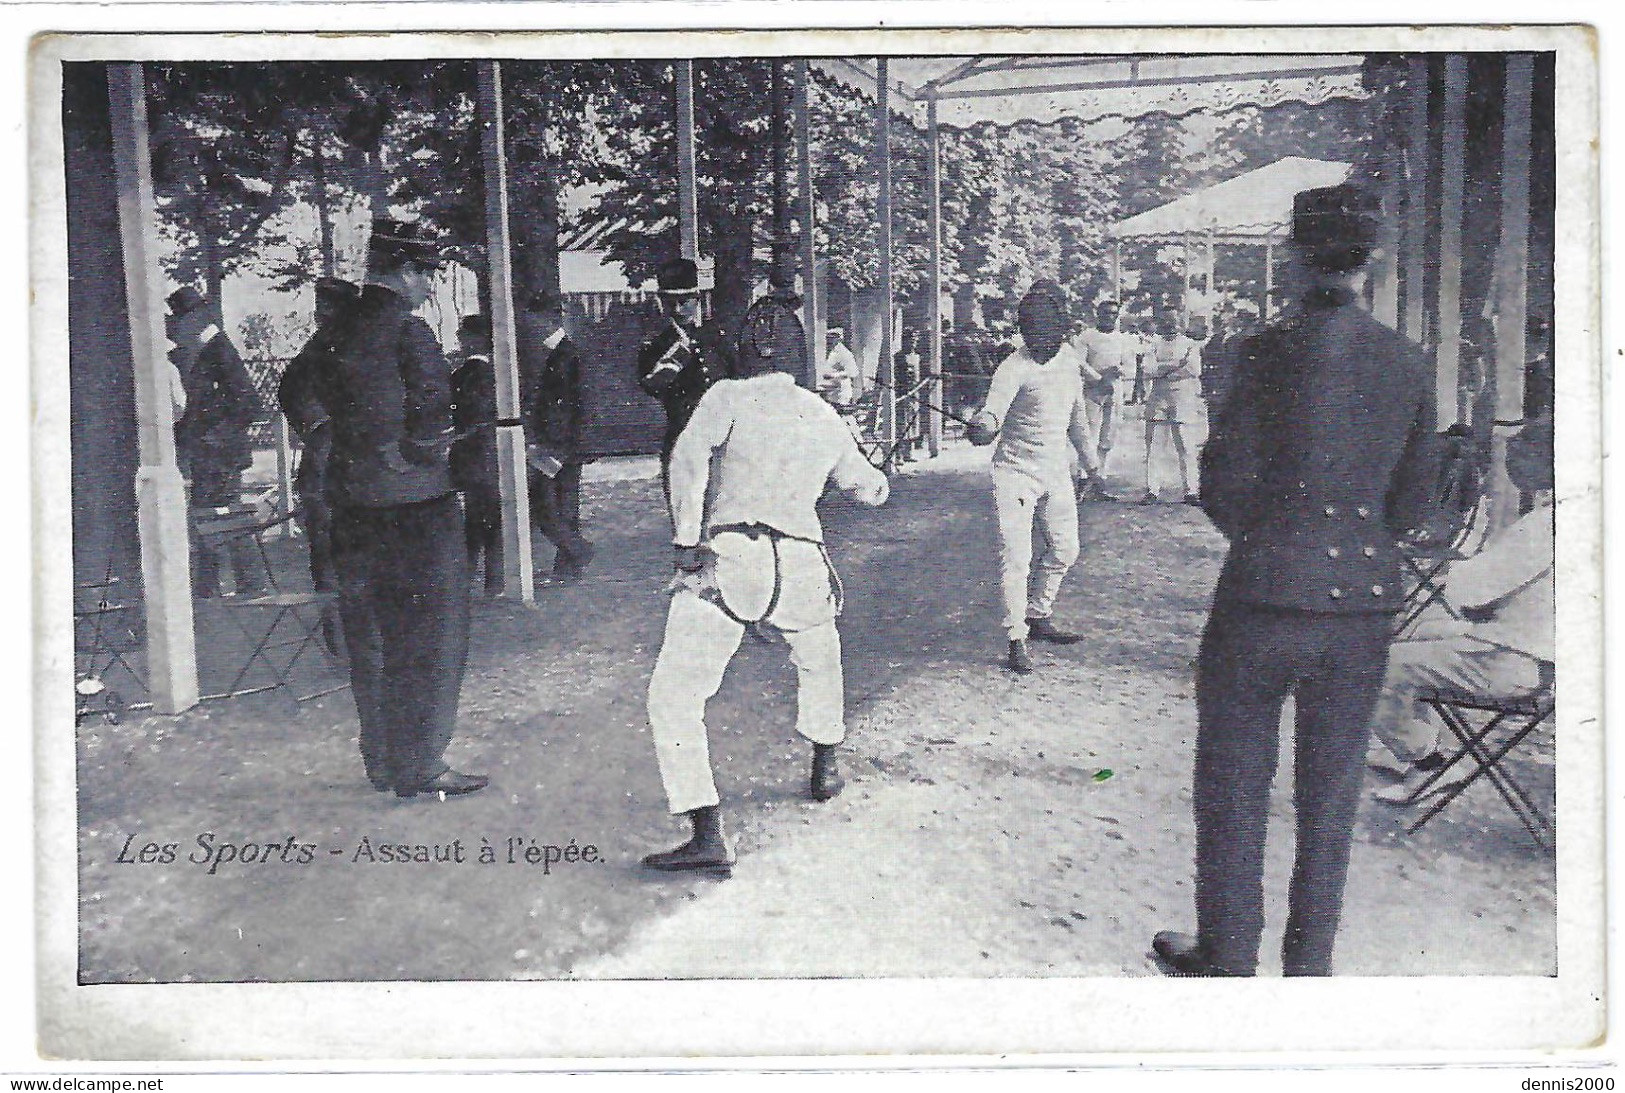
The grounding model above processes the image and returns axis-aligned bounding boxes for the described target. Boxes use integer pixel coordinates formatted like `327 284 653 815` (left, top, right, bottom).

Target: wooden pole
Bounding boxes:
1112 239 1122 301
108 62 198 714
1402 56 1431 344
1262 240 1274 321
795 60 822 391
476 60 535 603
1487 54 1535 531
876 58 896 467
676 61 700 262
1435 55 1468 429
926 94 943 457
274 413 295 539
1372 134 1401 326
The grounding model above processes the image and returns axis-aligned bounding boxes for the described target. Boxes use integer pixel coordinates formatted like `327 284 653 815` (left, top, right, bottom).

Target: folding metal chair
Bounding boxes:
74 569 149 724
194 502 345 703
1402 661 1556 849
1394 431 1492 639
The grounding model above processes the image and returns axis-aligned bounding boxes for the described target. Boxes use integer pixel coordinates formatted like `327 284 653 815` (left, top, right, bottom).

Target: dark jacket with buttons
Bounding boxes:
312 284 455 509
1200 291 1438 614
637 318 738 450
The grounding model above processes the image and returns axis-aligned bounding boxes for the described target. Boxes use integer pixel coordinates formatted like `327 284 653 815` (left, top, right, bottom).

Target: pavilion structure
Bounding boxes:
90 48 1551 715
1107 155 1355 323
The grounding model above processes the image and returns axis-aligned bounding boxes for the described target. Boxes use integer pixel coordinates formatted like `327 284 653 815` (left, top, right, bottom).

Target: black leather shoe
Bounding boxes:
810 744 845 802
395 769 490 799
1027 616 1082 644
1007 639 1034 674
1151 930 1227 976
641 836 734 875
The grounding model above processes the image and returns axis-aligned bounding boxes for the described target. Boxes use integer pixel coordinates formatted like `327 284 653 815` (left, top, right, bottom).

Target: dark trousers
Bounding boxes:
332 493 471 790
529 464 589 574
462 483 504 592
1193 601 1392 976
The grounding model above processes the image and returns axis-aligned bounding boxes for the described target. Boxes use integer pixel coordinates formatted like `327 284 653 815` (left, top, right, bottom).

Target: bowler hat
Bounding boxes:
166 286 208 317
655 258 701 295
1291 184 1382 254
370 217 449 269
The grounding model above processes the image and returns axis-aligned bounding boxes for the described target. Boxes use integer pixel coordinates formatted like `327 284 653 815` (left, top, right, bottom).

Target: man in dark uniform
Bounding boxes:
450 314 504 594
518 292 595 581
312 219 487 799
277 276 361 653
1153 185 1438 977
636 257 738 502
167 286 264 597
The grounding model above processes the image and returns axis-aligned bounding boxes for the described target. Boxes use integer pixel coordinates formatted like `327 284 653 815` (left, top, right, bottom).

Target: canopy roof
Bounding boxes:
1109 156 1354 242
812 54 1369 128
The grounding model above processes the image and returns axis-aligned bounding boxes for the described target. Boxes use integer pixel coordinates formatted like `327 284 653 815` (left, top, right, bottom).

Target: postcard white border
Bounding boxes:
25 13 1607 1065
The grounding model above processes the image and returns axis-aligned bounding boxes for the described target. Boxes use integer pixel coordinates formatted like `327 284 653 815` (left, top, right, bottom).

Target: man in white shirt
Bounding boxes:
1070 298 1136 499
641 352 890 875
968 282 1093 675
1368 417 1554 803
818 328 860 409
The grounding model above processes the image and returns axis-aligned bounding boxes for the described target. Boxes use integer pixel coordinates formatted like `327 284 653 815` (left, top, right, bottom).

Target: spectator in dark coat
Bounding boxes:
1153 184 1439 978
519 292 595 581
167 286 264 597
450 314 503 594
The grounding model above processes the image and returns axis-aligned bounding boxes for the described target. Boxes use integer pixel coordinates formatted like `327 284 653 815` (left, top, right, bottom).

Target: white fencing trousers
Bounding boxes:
647 540 846 815
1083 395 1116 463
993 465 1080 641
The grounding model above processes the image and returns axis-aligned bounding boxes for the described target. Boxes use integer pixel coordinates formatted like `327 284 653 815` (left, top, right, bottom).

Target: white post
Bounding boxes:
876 58 896 467
1435 55 1469 429
1487 54 1535 531
274 413 295 538
795 59 822 390
676 61 700 262
1402 56 1431 345
108 62 198 714
926 94 943 457
1263 240 1275 321
476 60 535 603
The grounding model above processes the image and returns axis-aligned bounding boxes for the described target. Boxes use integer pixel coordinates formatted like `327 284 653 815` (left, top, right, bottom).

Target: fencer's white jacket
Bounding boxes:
669 372 889 546
978 346 1093 484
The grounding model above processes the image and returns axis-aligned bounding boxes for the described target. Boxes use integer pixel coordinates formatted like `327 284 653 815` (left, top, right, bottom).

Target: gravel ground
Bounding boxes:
77 425 1556 983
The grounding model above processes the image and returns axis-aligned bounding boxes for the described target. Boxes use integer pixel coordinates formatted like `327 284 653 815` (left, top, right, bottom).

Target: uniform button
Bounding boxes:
1357 506 1371 519
1327 547 1341 559
1363 546 1376 558
1329 587 1344 600
1371 585 1385 597
1324 505 1337 517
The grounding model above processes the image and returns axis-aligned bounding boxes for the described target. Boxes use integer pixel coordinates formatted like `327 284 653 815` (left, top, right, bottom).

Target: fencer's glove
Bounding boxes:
967 415 997 447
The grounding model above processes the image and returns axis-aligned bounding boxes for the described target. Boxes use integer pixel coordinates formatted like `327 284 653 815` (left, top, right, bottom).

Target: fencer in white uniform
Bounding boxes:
968 282 1093 675
642 361 889 875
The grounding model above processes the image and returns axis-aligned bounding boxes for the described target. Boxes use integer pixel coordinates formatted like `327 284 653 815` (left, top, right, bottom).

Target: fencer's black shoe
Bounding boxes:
396 769 490 799
810 743 845 802
1027 616 1083 644
642 805 734 875
1007 639 1034 674
1151 931 1228 977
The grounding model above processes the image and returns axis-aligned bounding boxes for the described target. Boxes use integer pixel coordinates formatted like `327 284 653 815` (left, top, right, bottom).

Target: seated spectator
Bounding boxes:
1367 416 1555 803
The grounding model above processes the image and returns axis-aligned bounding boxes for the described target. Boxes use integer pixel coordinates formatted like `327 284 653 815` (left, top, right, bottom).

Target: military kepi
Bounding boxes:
1290 183 1382 252
655 257 701 295
369 217 449 268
